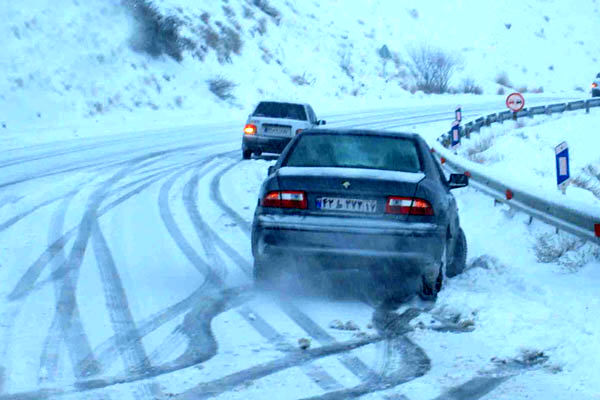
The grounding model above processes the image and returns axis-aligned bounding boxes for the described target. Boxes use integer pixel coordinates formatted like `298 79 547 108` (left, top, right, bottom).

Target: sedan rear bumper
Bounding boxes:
252 214 445 276
242 135 292 154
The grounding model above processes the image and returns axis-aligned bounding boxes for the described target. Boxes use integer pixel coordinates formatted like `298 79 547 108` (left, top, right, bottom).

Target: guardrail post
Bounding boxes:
512 112 517 121
586 100 590 114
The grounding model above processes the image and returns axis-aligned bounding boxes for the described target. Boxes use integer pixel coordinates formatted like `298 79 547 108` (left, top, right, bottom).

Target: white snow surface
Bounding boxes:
1 1 600 399
2 0 599 148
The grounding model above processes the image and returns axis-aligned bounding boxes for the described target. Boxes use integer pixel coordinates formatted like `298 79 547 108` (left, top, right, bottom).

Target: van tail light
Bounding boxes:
593 83 598 89
261 191 307 209
244 124 257 135
386 196 434 216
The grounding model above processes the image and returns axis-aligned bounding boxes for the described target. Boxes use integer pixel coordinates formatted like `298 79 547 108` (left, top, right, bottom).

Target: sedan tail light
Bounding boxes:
244 124 257 135
592 83 598 89
386 196 434 216
261 191 307 209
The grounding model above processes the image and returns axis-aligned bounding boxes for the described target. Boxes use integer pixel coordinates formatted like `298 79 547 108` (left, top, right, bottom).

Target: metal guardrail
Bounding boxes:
435 98 600 244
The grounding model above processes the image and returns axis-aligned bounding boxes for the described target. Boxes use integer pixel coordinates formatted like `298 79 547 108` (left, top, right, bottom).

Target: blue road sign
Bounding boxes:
555 141 570 190
451 121 460 148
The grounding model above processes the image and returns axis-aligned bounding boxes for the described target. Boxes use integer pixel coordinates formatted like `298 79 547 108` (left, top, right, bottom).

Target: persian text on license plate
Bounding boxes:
264 126 291 136
317 197 377 213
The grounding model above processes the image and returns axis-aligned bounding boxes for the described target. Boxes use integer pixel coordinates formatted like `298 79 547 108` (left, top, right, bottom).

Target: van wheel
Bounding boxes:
242 149 252 160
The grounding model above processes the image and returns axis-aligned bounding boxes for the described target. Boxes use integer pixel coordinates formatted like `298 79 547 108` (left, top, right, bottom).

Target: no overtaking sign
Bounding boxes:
506 92 525 112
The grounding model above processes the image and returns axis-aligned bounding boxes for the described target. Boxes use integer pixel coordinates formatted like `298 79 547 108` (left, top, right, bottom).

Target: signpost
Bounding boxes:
455 106 462 123
555 141 570 194
506 92 525 113
451 120 460 149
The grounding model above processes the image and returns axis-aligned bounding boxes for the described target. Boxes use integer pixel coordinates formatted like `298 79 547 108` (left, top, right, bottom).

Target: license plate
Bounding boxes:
264 126 291 136
316 197 377 213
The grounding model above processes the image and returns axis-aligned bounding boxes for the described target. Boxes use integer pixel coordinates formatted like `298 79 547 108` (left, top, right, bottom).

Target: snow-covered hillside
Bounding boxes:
2 0 600 144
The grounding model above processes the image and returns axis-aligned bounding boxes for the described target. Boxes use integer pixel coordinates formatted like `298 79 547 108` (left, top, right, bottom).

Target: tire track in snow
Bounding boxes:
209 158 380 382
1 149 220 397
174 334 385 400
38 191 79 384
0 190 78 233
4 151 190 394
297 309 430 400
38 158 151 381
182 165 343 391
6 151 200 302
90 219 162 400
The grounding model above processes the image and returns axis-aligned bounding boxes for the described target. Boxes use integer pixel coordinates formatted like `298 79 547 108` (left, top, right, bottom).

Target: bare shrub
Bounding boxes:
242 5 254 19
407 45 458 94
207 77 237 101
497 86 506 95
260 45 273 63
461 78 483 94
408 9 419 19
495 72 512 88
531 86 544 93
251 0 281 24
517 86 528 93
574 86 585 92
340 51 354 80
572 164 600 200
534 232 599 270
200 12 210 24
291 73 314 86
125 0 194 62
222 6 235 18
466 135 494 163
254 17 268 35
201 24 242 63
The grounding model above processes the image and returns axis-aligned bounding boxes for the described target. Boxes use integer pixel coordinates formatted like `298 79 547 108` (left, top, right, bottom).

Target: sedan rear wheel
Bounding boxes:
446 228 467 278
253 257 279 288
420 241 447 300
242 149 252 160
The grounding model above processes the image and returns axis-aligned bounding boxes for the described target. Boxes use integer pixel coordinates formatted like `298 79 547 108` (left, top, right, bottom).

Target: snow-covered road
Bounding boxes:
1 97 598 400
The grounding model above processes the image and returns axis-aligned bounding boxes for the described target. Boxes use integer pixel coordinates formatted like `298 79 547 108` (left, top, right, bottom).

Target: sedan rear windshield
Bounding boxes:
253 102 307 121
284 134 422 172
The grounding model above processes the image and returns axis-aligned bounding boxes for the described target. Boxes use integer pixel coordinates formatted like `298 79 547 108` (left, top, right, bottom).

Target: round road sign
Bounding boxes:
506 92 525 112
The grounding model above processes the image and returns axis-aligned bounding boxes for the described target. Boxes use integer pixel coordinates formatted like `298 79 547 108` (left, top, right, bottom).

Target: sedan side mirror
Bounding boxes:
268 166 276 176
448 173 469 189
317 120 326 126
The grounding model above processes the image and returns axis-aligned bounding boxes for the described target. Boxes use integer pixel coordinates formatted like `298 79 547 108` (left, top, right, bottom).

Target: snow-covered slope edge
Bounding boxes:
2 0 600 145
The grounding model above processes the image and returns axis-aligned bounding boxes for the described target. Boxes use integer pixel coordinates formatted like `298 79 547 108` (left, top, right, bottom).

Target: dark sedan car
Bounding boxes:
251 129 468 300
